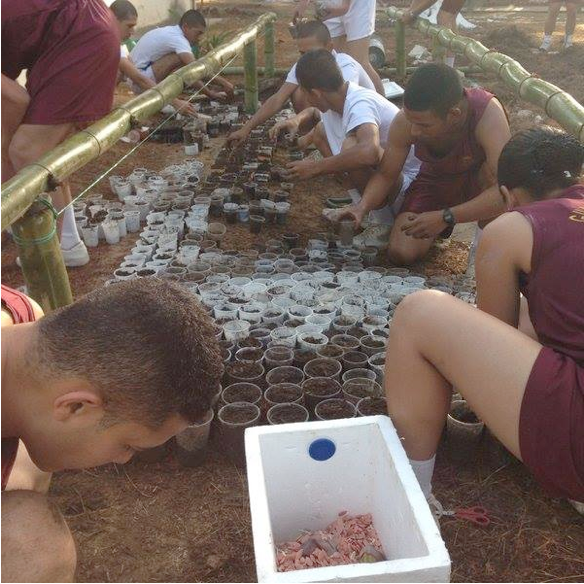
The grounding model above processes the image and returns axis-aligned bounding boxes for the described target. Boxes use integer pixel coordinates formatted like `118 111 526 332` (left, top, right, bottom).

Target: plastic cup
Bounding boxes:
174 409 214 467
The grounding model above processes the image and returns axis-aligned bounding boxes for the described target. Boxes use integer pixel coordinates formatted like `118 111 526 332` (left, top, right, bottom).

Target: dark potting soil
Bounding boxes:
267 385 301 403
238 337 262 349
303 336 326 345
238 348 263 361
347 327 367 339
269 406 306 424
317 400 354 419
346 382 377 399
264 310 282 318
451 404 480 424
225 385 260 403
220 405 258 424
294 351 316 368
333 336 359 349
307 361 338 377
116 270 133 277
359 398 388 416
227 361 263 379
317 345 344 359
335 316 355 326
269 368 301 384
363 316 383 325
344 352 367 363
362 339 385 350
304 378 338 396
268 287 288 296
285 319 304 328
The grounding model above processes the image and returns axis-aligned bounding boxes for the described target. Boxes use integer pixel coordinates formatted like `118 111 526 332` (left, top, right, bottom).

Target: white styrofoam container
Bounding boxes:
245 416 451 583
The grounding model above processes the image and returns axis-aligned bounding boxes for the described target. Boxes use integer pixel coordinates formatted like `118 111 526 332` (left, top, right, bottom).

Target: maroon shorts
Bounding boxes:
519 347 584 502
441 0 466 15
1 0 120 125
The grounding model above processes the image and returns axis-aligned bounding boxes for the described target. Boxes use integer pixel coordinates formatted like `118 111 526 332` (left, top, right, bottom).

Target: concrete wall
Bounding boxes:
104 0 197 31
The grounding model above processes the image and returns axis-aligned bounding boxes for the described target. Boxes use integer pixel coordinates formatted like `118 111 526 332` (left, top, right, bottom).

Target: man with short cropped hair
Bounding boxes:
1 279 222 581
226 20 374 147
129 9 232 102
273 49 420 244
338 63 511 265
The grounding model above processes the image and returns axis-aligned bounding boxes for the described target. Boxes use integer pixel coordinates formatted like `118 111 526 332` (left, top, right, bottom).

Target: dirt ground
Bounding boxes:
2 1 583 582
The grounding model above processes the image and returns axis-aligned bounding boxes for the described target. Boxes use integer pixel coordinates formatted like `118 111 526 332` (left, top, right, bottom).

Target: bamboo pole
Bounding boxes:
11 198 73 311
395 20 407 79
264 21 275 78
386 6 584 143
244 39 259 114
1 12 277 231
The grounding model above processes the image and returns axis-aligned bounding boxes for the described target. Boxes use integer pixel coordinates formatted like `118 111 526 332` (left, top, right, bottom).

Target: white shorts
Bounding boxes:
324 0 376 41
130 64 155 94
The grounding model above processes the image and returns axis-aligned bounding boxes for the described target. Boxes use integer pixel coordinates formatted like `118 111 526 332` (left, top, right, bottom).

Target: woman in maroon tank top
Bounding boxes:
383 127 584 509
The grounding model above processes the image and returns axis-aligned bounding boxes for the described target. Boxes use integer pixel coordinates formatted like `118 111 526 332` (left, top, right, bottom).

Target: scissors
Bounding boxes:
442 506 490 526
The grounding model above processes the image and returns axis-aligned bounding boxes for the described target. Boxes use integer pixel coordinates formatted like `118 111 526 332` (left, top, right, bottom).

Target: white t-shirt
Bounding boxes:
325 82 420 179
120 44 129 60
285 50 374 90
130 25 191 70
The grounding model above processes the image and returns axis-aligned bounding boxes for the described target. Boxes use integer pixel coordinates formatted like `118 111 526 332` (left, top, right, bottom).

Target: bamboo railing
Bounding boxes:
387 6 584 144
1 13 276 311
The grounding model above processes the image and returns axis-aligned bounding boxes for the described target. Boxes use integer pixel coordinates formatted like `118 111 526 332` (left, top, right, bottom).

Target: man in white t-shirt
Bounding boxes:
110 0 196 115
129 10 230 102
280 49 420 243
226 20 374 147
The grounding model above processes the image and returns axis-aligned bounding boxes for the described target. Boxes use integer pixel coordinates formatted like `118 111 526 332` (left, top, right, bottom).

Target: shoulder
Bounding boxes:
388 110 414 144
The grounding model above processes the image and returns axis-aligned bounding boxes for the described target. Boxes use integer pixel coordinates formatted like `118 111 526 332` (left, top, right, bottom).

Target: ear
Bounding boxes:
499 185 516 211
447 106 463 123
53 390 104 422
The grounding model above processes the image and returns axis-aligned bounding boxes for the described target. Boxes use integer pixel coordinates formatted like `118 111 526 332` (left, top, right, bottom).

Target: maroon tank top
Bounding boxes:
413 87 494 177
1 285 37 490
516 186 584 366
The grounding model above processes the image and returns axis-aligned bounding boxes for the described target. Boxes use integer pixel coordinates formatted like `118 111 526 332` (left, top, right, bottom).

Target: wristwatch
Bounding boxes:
442 207 456 227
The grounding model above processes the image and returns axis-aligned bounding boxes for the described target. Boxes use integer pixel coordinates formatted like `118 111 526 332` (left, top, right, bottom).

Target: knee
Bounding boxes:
393 289 451 330
387 243 420 266
291 88 308 113
1 491 77 582
8 133 41 169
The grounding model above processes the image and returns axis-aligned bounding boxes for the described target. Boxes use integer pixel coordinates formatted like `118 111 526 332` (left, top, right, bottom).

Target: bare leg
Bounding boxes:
340 135 379 192
331 35 346 52
437 10 457 65
387 213 436 265
310 121 333 158
565 3 578 36
345 37 384 95
1 490 77 582
150 53 183 82
1 75 30 181
545 2 562 35
385 290 542 461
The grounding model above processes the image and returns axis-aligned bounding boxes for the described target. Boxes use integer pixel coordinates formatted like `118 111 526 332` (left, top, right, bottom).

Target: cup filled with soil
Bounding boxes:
221 382 263 406
360 335 387 357
264 382 304 407
217 402 261 466
264 346 294 370
341 350 369 371
331 333 361 352
316 344 345 360
297 332 328 354
293 349 317 370
302 377 342 414
250 215 266 234
342 378 383 405
447 399 485 442
226 360 265 387
267 403 309 425
174 409 215 467
235 347 264 364
342 368 376 383
266 365 304 386
356 396 388 417
315 398 357 421
304 357 342 381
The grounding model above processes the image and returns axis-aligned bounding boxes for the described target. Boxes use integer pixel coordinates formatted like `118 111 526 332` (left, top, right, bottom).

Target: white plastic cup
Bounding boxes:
102 220 120 244
81 224 99 247
124 210 141 233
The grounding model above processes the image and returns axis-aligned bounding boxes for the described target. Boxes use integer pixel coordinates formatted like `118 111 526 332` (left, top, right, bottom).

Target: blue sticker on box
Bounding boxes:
308 438 336 461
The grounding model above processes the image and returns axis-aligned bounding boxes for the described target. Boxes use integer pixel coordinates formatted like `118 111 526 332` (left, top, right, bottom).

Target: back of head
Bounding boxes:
498 126 584 199
110 0 137 21
296 48 344 92
404 63 463 117
180 9 206 29
35 279 222 427
295 20 331 45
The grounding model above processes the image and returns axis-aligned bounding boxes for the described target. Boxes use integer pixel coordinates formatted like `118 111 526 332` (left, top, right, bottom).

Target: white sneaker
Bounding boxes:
539 37 552 52
563 38 573 50
61 241 90 267
426 493 444 529
353 224 391 249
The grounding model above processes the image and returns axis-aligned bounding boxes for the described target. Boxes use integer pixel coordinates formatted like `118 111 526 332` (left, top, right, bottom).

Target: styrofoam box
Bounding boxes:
245 416 451 583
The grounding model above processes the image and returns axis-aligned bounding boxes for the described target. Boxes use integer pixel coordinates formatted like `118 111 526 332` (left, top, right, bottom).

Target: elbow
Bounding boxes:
362 144 382 167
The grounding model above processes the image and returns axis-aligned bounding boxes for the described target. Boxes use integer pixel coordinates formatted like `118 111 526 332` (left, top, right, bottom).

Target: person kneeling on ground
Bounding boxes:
111 0 197 116
384 127 584 515
129 9 233 104
226 20 374 147
1 279 222 582
338 62 511 265
271 49 420 248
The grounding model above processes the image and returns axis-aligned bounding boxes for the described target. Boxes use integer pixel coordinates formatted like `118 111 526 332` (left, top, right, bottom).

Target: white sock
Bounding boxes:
565 34 573 45
444 56 455 68
347 188 361 204
60 205 82 250
409 455 436 498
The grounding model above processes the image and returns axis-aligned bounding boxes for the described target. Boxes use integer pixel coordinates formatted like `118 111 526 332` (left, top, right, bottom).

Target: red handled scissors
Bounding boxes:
442 506 490 526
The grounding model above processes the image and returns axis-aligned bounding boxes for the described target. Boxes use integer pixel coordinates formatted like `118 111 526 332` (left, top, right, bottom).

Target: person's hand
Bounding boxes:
400 210 447 239
400 10 417 24
226 127 250 147
284 159 320 180
173 98 197 117
335 204 367 229
209 90 228 101
268 118 299 142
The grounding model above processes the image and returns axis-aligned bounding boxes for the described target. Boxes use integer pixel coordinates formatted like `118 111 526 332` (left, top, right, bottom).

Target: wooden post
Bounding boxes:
244 39 259 114
11 197 73 311
264 20 275 78
395 19 407 79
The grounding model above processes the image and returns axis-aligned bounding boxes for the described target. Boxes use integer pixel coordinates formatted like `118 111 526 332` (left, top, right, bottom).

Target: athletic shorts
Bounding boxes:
441 0 466 15
519 348 584 502
1 0 120 125
130 65 156 95
324 0 376 41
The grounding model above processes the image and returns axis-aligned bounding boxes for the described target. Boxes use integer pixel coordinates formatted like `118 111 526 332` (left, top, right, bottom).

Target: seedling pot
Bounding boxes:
315 398 357 421
217 402 261 466
174 409 214 467
267 403 309 425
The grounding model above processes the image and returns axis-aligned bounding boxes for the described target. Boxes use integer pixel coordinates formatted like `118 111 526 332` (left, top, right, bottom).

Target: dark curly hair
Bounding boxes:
35 279 222 427
498 126 583 199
